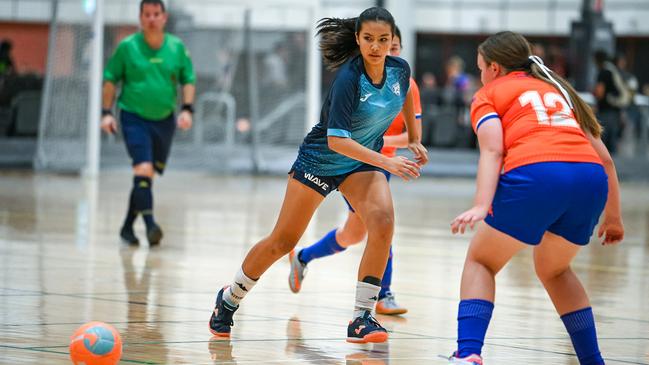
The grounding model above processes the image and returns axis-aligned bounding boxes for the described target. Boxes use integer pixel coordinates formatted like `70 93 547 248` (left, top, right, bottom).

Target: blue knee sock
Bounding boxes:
132 176 155 230
561 307 604 365
457 299 494 357
379 246 393 299
299 229 345 264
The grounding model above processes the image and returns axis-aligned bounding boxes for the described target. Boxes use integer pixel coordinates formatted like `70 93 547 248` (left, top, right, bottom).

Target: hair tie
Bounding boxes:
528 55 574 110
524 58 534 68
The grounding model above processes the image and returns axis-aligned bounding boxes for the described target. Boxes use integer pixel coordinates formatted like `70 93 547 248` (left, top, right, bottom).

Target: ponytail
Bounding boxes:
528 61 602 138
317 17 358 71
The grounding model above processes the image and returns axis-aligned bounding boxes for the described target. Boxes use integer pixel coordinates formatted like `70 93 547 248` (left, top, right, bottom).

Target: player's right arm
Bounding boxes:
587 133 624 245
328 136 420 180
100 42 126 134
450 118 503 234
451 89 503 234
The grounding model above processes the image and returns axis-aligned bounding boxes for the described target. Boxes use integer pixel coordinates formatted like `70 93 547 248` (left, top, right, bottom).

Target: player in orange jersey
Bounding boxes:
287 26 422 316
445 32 624 365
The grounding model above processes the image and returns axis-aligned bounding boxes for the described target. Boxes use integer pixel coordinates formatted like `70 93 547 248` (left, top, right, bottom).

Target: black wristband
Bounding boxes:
181 103 194 114
101 109 113 117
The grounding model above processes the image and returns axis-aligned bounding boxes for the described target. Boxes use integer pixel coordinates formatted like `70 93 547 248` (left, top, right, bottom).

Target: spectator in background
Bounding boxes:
0 40 15 78
419 72 442 110
532 43 546 60
548 44 567 77
263 42 289 90
615 54 642 141
287 33 307 90
443 56 471 110
443 55 476 147
593 50 630 154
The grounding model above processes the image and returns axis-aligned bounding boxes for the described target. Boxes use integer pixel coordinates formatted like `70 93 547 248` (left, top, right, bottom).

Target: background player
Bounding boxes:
209 7 428 344
101 0 196 246
287 26 422 316
447 31 624 364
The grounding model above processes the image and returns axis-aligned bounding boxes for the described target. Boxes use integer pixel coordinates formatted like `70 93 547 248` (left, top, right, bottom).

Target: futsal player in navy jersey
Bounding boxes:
209 7 428 344
287 27 422 316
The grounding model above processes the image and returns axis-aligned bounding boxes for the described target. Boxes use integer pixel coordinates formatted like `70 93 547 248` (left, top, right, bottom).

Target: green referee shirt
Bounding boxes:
104 32 195 121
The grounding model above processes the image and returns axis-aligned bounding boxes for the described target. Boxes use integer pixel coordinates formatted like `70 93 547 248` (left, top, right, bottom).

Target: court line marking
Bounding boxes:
0 344 160 364
2 285 649 325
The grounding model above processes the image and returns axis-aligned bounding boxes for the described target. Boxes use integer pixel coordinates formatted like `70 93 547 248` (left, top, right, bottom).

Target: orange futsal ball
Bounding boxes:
69 321 122 365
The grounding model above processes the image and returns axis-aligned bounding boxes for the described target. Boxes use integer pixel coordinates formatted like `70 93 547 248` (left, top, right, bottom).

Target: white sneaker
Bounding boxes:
288 249 307 293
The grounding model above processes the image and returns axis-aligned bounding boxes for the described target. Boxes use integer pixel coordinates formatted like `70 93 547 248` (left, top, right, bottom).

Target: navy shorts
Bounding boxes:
485 162 608 245
290 164 389 197
120 110 176 174
344 170 391 212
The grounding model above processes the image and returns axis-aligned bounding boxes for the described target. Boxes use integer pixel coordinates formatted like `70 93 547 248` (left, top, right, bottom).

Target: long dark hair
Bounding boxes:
478 31 601 138
317 7 395 70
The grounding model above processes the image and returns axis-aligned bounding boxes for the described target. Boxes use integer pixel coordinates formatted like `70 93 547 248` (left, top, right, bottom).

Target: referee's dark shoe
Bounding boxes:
120 225 139 245
147 223 163 246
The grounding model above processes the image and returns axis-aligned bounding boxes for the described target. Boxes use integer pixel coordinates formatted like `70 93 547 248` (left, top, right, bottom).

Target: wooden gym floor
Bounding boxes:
0 170 648 364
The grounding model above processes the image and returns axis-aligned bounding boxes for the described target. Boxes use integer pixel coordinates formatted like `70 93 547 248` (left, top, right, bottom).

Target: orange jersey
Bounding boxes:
471 71 602 173
381 78 422 157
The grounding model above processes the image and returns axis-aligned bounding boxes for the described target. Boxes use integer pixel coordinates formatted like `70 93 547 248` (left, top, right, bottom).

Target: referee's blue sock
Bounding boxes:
456 299 494 357
299 229 346 265
561 307 604 365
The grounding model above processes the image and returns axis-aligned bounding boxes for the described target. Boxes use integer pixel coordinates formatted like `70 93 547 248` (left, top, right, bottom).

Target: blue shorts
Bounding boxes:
485 162 608 245
120 110 176 174
290 164 389 197
344 170 391 212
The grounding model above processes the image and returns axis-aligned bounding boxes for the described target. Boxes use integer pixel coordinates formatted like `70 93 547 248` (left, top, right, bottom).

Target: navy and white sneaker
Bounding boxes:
209 286 238 337
346 310 388 343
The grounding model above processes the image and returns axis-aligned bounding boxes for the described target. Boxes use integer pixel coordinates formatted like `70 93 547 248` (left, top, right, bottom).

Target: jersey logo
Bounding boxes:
304 173 329 191
391 83 401 96
360 93 373 102
149 57 163 64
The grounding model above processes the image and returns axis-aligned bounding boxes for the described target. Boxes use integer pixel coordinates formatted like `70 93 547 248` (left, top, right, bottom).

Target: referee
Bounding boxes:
101 0 196 246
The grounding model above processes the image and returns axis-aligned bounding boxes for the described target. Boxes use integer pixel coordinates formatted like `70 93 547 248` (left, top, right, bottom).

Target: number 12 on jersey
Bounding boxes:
519 91 579 128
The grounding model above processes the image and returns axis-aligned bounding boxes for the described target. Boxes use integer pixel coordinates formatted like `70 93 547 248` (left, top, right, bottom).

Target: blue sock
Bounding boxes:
561 307 604 365
132 176 155 230
379 246 393 299
299 229 345 264
457 299 494 357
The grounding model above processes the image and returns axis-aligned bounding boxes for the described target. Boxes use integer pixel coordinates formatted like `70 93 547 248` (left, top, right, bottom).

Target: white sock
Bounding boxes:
223 267 257 307
353 281 381 318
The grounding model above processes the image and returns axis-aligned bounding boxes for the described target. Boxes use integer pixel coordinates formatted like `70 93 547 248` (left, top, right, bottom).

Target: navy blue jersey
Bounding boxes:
293 55 411 176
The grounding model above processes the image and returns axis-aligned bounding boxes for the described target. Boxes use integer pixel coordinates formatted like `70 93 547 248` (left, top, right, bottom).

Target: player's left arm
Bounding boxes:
177 44 196 130
382 132 409 148
400 87 427 165
587 133 624 245
177 84 195 130
384 83 423 149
